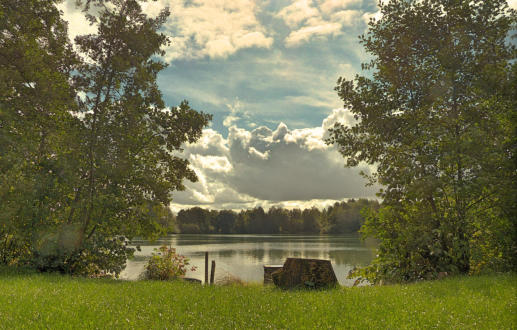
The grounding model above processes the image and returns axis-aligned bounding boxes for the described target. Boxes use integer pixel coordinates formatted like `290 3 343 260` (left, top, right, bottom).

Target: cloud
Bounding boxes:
59 0 274 61
277 0 320 28
285 20 342 46
171 108 377 210
57 2 98 46
141 0 274 61
169 198 350 213
190 155 233 173
277 0 368 47
183 128 229 156
222 98 249 127
223 115 240 127
322 107 356 132
319 0 363 15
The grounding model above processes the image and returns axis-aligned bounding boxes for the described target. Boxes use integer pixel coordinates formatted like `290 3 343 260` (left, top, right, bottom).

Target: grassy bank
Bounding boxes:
0 268 515 329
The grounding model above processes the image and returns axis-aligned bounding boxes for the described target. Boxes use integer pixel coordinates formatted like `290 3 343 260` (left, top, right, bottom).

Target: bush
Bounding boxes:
0 233 31 266
30 232 134 278
1 222 135 278
349 204 469 284
143 245 196 281
349 203 517 285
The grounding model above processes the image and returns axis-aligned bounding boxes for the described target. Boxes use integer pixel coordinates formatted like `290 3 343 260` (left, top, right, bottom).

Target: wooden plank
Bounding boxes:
210 260 216 285
263 265 283 284
204 252 209 284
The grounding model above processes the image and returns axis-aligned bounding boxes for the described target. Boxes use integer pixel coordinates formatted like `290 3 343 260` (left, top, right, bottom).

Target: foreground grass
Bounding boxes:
0 268 515 329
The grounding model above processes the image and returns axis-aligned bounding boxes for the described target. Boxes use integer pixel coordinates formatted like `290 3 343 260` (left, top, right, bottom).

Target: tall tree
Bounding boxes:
0 0 211 275
65 0 210 268
214 210 237 234
327 0 516 282
302 207 321 233
0 0 80 264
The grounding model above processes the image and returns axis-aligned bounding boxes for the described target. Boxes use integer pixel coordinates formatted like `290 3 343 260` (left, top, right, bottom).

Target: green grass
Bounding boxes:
0 268 515 329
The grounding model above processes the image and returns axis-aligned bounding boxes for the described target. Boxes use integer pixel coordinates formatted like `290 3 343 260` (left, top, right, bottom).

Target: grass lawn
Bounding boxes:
0 267 515 329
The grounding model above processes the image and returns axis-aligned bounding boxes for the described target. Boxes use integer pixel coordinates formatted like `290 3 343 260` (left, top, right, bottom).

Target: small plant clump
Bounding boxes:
143 245 196 281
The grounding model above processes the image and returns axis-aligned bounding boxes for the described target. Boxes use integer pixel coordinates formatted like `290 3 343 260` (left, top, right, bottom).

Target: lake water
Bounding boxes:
121 234 376 285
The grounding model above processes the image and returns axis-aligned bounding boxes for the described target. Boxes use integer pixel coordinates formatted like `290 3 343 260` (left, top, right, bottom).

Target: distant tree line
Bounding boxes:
175 199 379 234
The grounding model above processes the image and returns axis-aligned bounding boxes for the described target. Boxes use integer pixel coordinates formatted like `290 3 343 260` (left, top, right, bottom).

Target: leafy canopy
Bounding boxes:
0 0 211 276
327 0 517 282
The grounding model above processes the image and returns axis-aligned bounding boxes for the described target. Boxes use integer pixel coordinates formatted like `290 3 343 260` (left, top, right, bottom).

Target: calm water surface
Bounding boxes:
121 234 376 285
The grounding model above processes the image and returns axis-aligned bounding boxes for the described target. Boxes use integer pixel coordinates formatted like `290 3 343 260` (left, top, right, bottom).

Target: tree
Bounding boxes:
177 207 212 234
327 0 516 282
0 0 211 275
266 207 287 233
0 0 80 265
214 210 237 234
246 207 267 233
319 200 377 234
286 208 304 233
60 0 210 274
302 207 321 233
149 204 176 234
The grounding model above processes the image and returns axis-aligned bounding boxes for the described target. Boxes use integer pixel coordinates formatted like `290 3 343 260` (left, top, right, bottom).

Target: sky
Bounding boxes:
58 0 517 212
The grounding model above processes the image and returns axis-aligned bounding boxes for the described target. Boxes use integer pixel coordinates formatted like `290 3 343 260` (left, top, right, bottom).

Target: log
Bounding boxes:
272 258 337 289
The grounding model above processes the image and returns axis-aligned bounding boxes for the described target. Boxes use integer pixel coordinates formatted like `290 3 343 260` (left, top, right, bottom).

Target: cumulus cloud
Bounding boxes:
57 2 98 47
190 155 233 173
285 20 342 47
142 0 274 61
171 108 377 210
319 0 362 15
222 98 249 127
59 0 273 61
277 0 368 47
277 0 320 28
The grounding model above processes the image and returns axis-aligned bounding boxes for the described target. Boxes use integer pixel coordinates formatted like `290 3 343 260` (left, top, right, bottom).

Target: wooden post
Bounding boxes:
210 260 216 285
204 252 209 285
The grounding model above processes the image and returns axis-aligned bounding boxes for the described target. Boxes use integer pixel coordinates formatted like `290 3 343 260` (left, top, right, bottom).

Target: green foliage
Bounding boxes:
0 0 210 275
0 234 30 266
469 210 516 274
0 0 81 269
351 204 471 284
176 199 379 234
143 245 196 281
177 207 213 233
328 0 517 282
214 210 238 234
150 204 177 234
321 199 378 234
30 233 133 277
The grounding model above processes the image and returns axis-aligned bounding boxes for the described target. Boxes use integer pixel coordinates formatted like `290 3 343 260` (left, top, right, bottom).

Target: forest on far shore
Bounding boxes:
171 199 379 235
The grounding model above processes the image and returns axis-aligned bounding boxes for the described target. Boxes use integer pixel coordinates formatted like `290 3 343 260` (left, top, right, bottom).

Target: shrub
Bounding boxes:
143 245 196 280
31 234 134 278
0 233 31 266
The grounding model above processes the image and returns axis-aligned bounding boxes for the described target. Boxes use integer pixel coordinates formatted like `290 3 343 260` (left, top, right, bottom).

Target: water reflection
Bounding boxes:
122 234 375 285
